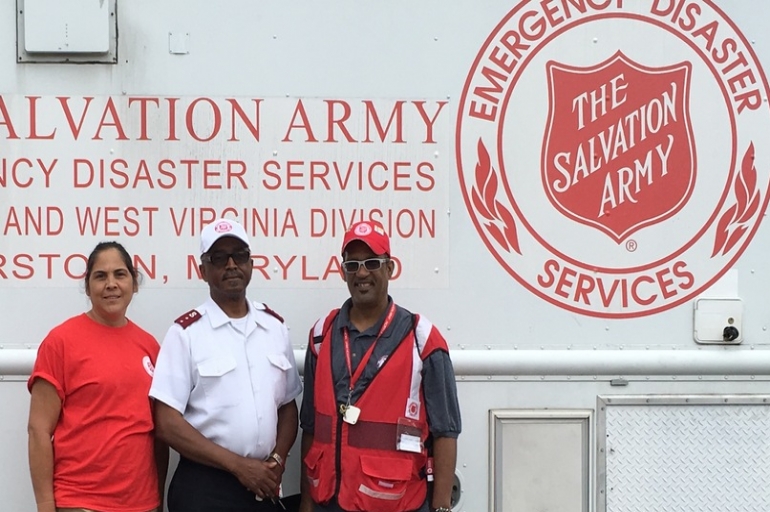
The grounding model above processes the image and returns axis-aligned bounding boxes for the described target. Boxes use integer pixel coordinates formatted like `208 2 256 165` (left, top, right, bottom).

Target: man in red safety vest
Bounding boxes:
299 220 461 512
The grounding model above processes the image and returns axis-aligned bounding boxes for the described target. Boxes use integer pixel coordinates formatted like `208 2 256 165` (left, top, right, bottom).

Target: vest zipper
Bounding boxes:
334 412 344 498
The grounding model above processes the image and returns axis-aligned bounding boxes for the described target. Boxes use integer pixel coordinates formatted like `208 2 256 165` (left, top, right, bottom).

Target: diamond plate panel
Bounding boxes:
605 404 770 512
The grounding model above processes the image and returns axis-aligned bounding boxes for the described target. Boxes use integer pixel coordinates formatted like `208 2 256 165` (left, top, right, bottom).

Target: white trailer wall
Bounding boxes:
2 1 770 511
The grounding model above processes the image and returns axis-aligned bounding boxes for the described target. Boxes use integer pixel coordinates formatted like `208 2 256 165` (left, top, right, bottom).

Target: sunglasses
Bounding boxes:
341 257 390 274
202 249 252 267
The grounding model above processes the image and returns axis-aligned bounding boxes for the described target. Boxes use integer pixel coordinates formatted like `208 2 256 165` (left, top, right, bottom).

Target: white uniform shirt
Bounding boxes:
150 298 302 459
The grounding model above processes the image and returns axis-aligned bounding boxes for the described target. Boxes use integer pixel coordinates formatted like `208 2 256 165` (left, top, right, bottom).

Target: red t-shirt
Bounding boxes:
29 313 160 512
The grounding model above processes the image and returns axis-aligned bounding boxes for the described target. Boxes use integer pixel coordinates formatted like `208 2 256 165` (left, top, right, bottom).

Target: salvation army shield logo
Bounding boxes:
456 1 770 318
542 52 696 242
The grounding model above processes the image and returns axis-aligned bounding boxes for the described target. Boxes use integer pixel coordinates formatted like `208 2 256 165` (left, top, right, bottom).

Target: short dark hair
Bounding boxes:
85 241 139 288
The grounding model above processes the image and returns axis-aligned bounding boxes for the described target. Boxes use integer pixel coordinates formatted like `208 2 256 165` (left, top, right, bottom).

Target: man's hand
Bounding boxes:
232 457 281 499
267 456 285 488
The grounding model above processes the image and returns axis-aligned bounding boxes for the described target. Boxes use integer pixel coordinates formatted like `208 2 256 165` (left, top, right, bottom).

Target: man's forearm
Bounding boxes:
154 400 241 472
273 400 299 461
431 436 457 509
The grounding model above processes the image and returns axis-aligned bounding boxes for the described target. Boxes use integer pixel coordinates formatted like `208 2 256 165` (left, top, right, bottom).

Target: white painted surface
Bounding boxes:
23 0 110 53
2 1 770 511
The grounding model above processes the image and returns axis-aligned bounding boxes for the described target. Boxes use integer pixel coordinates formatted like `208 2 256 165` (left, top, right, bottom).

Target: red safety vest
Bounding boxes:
304 309 444 512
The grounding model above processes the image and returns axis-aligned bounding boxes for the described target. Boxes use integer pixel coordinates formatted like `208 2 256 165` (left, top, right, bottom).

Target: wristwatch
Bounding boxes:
268 452 285 469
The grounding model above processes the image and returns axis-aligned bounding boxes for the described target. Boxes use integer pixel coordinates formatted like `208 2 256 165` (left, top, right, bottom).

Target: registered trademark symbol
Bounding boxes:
626 240 638 252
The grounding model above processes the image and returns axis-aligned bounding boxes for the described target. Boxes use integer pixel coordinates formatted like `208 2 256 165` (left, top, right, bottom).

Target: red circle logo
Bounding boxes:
456 1 770 317
214 221 233 233
355 223 373 236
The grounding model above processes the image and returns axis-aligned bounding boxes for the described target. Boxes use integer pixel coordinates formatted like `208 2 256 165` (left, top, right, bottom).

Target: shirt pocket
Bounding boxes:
197 356 241 408
266 353 292 403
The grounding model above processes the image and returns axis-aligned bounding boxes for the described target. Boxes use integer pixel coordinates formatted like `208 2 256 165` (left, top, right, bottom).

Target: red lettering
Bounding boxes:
187 255 202 280
226 98 261 142
302 256 320 281
322 256 343 280
368 162 388 191
58 96 93 140
393 162 411 191
283 100 318 142
655 267 677 299
325 100 356 142
413 101 447 143
672 260 694 289
275 255 296 280
416 162 435 192
40 254 59 278
64 254 87 279
574 273 595 305
262 161 282 190
202 160 222 189
0 96 19 139
539 259 695 308
186 98 221 142
28 97 56 140
310 161 331 191
286 161 304 190
555 266 577 298
134 255 156 279
166 98 180 141
631 275 656 306
93 98 128 140
13 254 34 279
363 100 405 143
252 255 270 280
127 97 160 140
389 256 402 280
537 259 559 288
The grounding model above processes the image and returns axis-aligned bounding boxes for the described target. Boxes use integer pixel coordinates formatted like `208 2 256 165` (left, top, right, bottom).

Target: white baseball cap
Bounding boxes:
200 218 250 254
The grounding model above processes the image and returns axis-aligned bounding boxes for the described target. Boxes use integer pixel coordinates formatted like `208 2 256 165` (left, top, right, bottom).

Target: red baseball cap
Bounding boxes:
341 221 390 256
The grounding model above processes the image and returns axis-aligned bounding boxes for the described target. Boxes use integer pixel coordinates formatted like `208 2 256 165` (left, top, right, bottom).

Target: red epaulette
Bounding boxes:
262 303 285 323
174 309 201 329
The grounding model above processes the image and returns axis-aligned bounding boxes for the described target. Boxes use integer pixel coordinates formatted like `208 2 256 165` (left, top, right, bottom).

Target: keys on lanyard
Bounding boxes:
342 404 361 424
256 494 286 509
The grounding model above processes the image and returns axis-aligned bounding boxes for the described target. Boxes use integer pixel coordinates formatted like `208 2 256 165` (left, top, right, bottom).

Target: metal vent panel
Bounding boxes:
602 400 770 512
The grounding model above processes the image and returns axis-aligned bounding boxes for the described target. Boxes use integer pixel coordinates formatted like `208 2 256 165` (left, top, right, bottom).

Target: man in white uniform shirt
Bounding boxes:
150 218 302 511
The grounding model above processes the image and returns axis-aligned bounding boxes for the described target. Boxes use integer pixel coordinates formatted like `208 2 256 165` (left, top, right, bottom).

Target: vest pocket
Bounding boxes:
355 454 413 512
304 444 334 503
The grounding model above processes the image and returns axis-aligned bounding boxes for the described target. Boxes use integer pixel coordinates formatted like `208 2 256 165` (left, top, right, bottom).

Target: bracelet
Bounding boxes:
432 508 452 512
268 452 285 468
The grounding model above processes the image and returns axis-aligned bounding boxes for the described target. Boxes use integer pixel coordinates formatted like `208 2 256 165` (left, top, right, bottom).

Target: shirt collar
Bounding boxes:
201 297 264 331
338 296 394 336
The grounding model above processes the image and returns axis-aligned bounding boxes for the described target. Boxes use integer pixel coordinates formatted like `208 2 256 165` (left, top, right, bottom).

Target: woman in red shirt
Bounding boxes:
27 241 167 512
